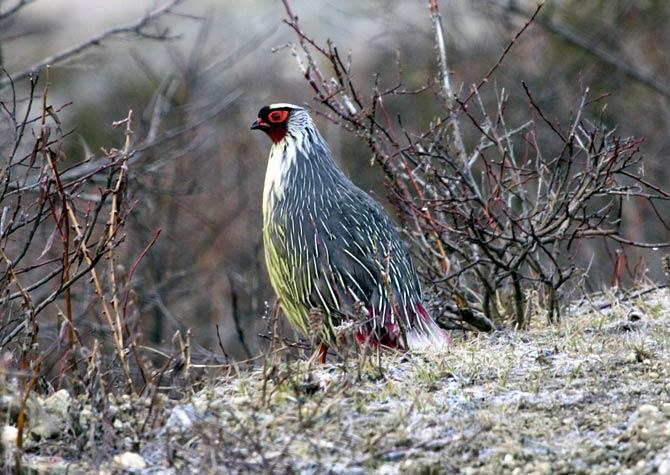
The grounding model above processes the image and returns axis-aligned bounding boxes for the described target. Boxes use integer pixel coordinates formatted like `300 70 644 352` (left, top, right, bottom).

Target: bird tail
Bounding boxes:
405 303 451 351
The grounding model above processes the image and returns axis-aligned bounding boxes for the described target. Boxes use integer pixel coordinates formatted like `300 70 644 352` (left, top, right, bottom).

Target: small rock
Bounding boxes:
165 404 200 431
503 453 515 466
113 451 146 470
571 459 588 472
1 424 17 448
659 458 670 475
533 461 551 474
639 404 660 416
43 389 71 419
30 389 72 440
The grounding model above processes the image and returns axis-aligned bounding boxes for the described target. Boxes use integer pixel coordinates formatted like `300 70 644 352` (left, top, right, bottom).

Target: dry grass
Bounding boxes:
2 286 670 473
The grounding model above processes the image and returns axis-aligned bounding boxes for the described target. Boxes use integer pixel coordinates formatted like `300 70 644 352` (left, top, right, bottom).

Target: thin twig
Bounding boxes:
0 0 185 87
484 0 670 98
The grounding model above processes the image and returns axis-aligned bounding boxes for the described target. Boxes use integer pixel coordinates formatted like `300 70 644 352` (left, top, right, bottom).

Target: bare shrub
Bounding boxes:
0 2 239 464
279 1 670 329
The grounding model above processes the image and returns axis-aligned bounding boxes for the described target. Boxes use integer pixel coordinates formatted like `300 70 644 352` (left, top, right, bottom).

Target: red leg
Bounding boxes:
318 343 328 364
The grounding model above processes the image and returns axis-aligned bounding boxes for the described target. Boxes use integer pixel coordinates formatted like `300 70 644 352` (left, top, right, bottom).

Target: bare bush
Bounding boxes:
0 2 248 464
279 1 670 329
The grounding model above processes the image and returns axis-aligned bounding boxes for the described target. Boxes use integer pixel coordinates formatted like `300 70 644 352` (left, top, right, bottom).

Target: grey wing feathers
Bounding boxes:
307 187 419 321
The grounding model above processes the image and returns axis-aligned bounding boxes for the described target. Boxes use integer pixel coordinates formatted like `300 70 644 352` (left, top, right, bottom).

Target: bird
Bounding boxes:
251 103 449 361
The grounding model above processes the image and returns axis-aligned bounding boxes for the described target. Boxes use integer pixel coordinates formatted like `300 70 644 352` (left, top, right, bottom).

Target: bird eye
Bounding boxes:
268 110 288 123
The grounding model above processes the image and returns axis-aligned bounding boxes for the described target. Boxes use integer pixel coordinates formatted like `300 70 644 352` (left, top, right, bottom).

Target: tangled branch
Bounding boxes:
280 1 670 329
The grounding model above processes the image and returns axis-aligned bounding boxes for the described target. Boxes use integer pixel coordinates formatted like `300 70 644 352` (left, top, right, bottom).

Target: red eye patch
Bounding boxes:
268 110 289 123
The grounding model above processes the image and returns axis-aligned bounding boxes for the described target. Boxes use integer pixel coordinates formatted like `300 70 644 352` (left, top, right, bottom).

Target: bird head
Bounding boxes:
251 103 307 144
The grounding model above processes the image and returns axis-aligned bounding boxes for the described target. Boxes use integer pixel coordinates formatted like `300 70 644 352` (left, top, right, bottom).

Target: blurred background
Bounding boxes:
1 0 669 359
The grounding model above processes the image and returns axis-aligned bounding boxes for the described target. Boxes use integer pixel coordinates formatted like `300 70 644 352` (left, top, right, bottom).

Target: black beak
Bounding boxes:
250 118 265 130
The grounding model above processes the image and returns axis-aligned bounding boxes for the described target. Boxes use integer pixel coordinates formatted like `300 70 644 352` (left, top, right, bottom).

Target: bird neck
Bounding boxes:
263 126 347 221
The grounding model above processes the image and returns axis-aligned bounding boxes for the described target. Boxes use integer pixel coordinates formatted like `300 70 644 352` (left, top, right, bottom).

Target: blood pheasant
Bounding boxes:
252 103 448 361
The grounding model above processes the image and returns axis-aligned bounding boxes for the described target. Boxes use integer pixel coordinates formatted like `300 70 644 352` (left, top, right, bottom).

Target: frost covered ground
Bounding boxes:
2 287 670 474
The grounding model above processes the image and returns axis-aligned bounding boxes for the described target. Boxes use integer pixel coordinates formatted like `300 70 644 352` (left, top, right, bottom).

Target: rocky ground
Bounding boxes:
2 287 670 474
